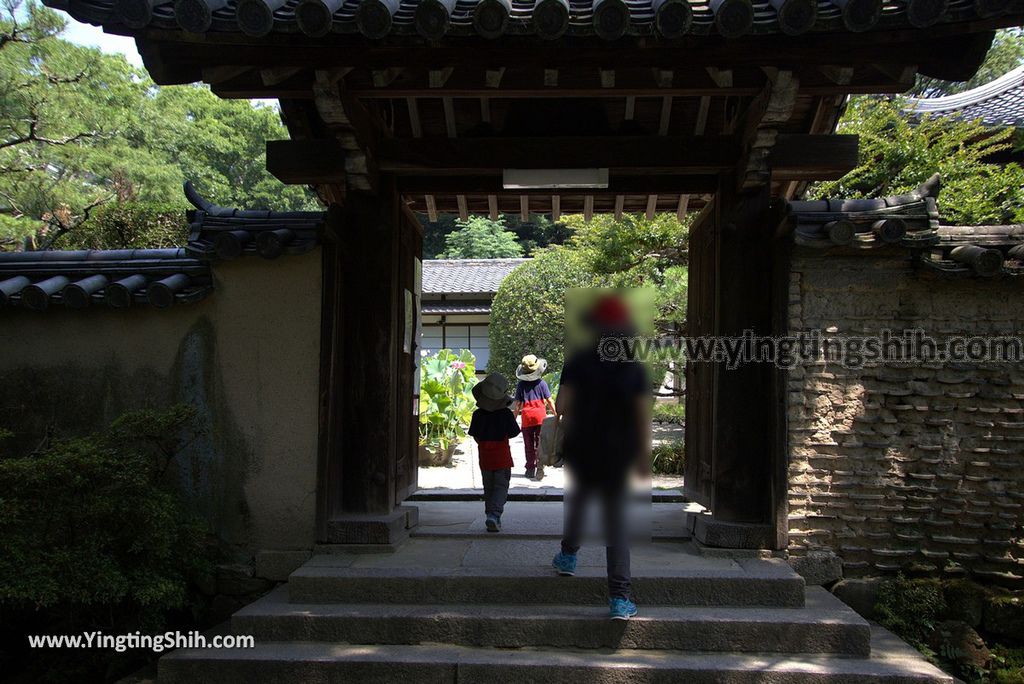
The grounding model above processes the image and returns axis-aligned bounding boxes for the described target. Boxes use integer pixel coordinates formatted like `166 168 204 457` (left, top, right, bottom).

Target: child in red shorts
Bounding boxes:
469 373 521 532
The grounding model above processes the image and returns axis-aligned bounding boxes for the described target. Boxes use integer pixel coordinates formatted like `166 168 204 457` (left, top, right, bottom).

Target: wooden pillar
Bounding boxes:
687 177 787 549
316 176 420 545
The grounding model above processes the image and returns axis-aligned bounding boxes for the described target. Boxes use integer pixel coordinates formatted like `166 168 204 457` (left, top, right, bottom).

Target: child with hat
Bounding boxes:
514 354 557 479
469 373 522 532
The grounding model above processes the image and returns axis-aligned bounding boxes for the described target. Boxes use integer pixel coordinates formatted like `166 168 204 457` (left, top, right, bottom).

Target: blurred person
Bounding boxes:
551 293 651 620
513 354 556 480
469 373 522 532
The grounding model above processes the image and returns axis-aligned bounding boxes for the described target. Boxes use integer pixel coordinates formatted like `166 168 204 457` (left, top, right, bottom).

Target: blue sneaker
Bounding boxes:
485 515 500 532
609 597 638 620
552 551 577 576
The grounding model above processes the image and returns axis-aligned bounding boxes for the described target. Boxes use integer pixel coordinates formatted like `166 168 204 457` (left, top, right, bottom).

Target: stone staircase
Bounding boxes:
159 536 952 683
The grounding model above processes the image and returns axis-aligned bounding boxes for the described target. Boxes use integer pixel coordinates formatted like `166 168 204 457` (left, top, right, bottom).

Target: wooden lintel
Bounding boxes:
584 195 594 222
520 195 529 221
551 195 561 221
425 195 438 222
769 133 859 180
377 135 741 173
394 174 720 195
488 195 499 219
614 195 624 220
646 194 658 220
456 195 469 221
266 138 346 185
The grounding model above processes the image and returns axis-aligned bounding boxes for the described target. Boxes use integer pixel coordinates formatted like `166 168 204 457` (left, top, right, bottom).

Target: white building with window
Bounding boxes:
420 259 528 374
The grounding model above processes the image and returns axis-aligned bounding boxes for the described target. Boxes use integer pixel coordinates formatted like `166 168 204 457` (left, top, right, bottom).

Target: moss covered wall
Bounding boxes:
0 251 323 560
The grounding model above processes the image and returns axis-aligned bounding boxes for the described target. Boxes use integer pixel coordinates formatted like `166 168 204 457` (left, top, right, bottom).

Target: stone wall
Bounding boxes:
0 252 323 575
787 251 1024 586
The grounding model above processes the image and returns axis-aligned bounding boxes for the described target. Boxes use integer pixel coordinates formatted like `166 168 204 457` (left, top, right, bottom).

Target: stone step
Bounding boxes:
409 488 690 503
233 586 870 655
287 545 805 607
158 625 953 684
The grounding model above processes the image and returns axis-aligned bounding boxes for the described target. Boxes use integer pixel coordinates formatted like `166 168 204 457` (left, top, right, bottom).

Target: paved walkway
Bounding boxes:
418 425 686 492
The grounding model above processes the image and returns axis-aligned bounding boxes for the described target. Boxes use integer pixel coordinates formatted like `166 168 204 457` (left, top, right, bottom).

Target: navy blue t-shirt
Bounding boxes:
560 349 648 482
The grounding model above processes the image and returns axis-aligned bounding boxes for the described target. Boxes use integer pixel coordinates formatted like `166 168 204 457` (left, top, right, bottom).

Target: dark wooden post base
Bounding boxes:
317 177 422 545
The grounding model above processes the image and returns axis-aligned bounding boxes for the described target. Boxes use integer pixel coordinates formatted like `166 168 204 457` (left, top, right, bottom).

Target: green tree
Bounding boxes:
810 96 1024 226
437 216 524 259
0 1 317 251
909 29 1024 98
421 212 573 258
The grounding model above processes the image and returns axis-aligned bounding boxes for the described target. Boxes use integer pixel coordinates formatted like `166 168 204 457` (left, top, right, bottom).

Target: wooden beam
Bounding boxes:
429 67 454 88
676 194 690 222
485 67 505 88
266 138 346 184
443 97 457 138
544 68 559 87
600 69 615 88
551 194 560 221
646 194 658 220
706 67 733 88
395 174 721 194
769 133 859 180
694 96 711 135
372 67 403 88
377 135 741 173
480 98 491 123
520 195 530 221
425 195 438 222
584 195 594 222
819 65 854 85
406 97 423 138
654 68 674 88
488 194 499 219
614 194 624 220
457 194 469 221
658 96 673 136
624 96 636 120
261 66 302 86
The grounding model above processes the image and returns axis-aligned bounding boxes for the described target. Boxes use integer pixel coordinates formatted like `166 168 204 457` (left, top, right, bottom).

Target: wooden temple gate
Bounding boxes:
50 0 1020 548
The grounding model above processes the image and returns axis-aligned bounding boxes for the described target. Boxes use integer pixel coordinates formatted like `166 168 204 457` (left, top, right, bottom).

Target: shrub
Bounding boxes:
875 574 947 649
488 247 598 377
651 441 685 476
0 405 211 682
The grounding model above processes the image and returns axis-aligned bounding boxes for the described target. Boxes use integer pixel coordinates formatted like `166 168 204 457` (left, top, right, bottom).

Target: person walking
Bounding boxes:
513 354 556 480
469 373 521 532
551 293 651 620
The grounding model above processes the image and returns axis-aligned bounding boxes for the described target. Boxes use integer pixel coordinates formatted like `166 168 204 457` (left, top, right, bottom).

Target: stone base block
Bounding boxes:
255 549 313 581
325 505 419 546
693 515 775 549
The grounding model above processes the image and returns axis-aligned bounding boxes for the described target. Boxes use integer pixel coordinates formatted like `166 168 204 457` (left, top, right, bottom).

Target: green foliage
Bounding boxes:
875 575 947 649
910 29 1024 98
810 96 1024 226
652 402 685 424
542 370 561 400
650 441 684 475
421 212 573 259
419 349 478 454
487 247 599 377
991 645 1024 684
0 404 209 616
58 201 189 249
0 1 317 251
437 216 524 259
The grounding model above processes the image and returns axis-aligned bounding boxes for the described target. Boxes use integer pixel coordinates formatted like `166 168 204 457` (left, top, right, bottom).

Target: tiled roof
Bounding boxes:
903 65 1024 127
47 0 1017 42
422 258 528 295
0 248 213 310
421 300 493 314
